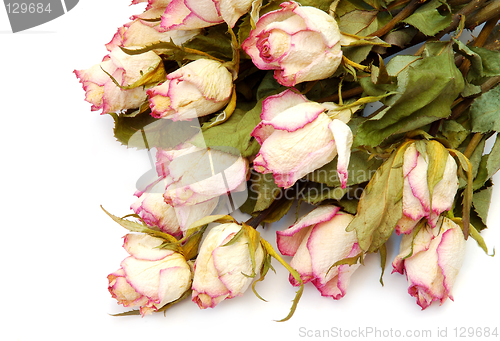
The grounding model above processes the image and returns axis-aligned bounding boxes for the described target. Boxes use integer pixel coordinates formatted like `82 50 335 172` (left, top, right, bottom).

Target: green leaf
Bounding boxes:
342 44 375 64
378 244 387 286
183 25 234 60
182 215 237 241
469 223 495 256
441 120 469 149
295 0 333 12
454 39 500 82
262 197 295 224
338 10 387 36
101 206 178 244
448 149 473 239
111 110 156 149
385 55 421 76
191 101 262 157
453 38 484 81
237 14 252 47
156 289 193 314
473 135 500 190
252 173 280 212
453 218 494 256
461 81 482 97
299 182 348 205
383 27 419 49
469 46 500 80
239 184 258 215
242 223 263 278
472 185 493 229
425 140 449 213
111 310 141 317
338 196 360 214
470 86 500 133
201 86 237 130
329 251 364 268
346 142 410 252
354 42 464 148
256 71 284 101
181 225 207 260
403 0 452 36
486 134 500 179
307 150 383 188
335 0 370 17
252 253 274 302
111 111 201 150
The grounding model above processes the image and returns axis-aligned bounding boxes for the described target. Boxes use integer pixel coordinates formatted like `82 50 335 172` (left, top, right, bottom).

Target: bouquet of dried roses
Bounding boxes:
75 0 500 320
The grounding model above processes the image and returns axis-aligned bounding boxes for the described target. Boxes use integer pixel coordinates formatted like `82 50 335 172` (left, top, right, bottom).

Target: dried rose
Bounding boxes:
158 144 248 207
241 1 342 86
191 223 265 308
148 59 233 121
131 178 218 237
251 89 353 188
105 18 200 51
160 0 253 30
396 142 459 235
108 233 192 315
74 47 165 114
277 205 362 299
392 217 466 309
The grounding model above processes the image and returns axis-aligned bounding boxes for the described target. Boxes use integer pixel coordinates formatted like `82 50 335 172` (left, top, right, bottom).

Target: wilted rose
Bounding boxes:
277 205 362 299
105 18 200 51
131 178 218 237
160 0 253 30
74 47 165 114
251 89 353 188
157 144 248 208
148 59 233 121
392 217 466 309
191 223 265 308
108 233 192 315
241 1 343 86
395 142 459 235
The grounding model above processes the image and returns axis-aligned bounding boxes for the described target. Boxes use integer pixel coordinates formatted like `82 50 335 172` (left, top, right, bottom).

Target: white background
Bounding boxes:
1 1 499 340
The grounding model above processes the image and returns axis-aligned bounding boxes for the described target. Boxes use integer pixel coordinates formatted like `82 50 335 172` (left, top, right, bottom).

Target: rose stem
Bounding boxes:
369 0 423 38
317 85 364 103
465 0 500 29
435 0 489 39
245 197 281 229
464 132 484 158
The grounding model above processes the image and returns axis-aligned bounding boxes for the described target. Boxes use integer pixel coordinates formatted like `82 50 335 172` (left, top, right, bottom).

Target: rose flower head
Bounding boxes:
396 141 459 235
392 217 466 309
148 59 233 121
251 89 353 189
242 1 343 86
108 233 192 316
191 222 265 309
277 205 363 299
